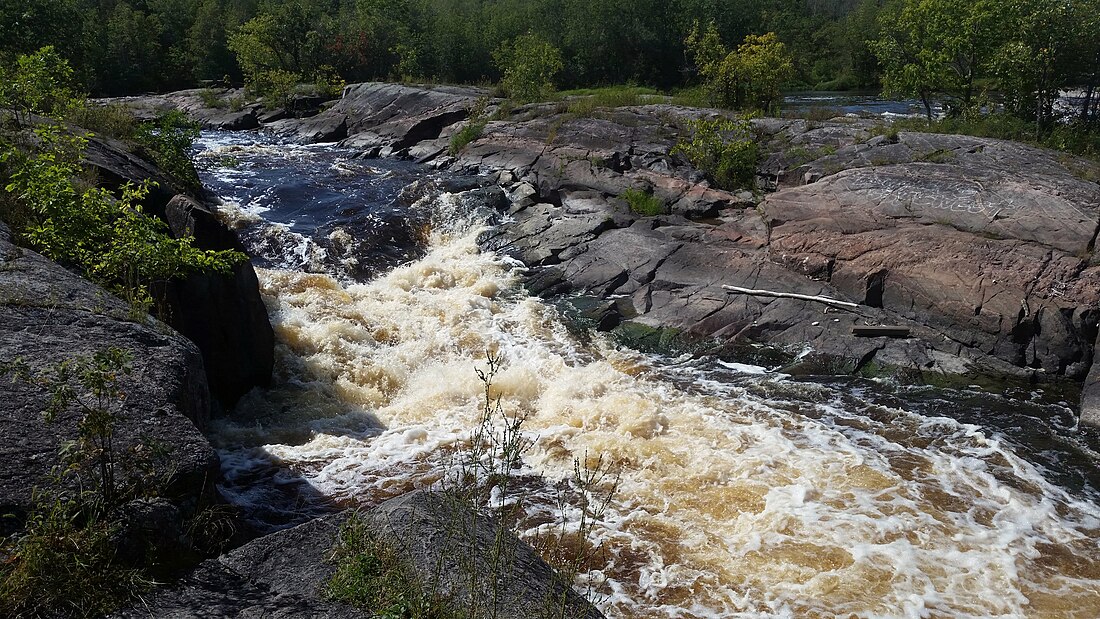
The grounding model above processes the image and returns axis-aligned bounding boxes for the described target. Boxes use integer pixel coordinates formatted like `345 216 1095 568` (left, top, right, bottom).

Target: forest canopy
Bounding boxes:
1 0 1097 127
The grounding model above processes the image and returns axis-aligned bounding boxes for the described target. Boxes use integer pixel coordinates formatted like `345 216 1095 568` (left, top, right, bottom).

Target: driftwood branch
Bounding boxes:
721 285 861 309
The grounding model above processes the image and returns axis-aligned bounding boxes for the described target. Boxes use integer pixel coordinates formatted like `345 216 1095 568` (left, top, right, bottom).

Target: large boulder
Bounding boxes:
0 223 219 529
162 195 275 408
115 490 604 619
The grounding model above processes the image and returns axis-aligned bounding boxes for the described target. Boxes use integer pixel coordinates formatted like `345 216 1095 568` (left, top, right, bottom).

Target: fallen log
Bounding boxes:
721 285 861 309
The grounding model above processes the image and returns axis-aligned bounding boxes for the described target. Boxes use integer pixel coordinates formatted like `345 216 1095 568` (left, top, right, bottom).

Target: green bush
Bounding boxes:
327 515 464 618
1 126 244 314
0 348 156 618
0 496 152 619
622 188 664 216
0 46 82 125
248 68 301 111
198 88 226 109
449 98 490 155
672 117 760 190
69 104 138 142
449 122 485 155
134 110 202 188
311 65 346 99
494 33 563 104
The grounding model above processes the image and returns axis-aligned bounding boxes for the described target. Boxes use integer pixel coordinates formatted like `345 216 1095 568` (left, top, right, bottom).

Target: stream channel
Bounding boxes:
193 130 1100 619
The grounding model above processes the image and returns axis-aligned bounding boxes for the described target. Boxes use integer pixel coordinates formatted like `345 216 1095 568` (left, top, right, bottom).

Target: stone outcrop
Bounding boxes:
115 490 604 619
125 83 1100 425
115 88 263 130
82 133 275 409
161 195 275 408
0 222 219 529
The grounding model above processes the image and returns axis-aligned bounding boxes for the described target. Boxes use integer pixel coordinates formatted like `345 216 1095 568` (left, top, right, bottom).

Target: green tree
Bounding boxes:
990 0 1085 126
104 3 165 94
872 0 1008 120
493 33 563 103
0 46 82 124
686 24 793 112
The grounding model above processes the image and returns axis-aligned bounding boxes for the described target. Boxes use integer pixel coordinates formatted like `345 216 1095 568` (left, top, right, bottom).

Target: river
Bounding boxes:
193 130 1100 619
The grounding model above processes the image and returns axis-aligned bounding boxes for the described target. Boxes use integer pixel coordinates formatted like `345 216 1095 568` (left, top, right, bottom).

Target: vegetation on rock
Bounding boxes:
0 49 245 316
672 117 761 190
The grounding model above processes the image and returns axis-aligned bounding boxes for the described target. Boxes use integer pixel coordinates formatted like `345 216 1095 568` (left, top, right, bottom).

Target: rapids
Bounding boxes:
195 131 1100 619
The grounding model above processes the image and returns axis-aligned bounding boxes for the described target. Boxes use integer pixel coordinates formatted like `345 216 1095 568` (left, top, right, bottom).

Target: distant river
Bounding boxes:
782 91 941 117
194 130 1100 619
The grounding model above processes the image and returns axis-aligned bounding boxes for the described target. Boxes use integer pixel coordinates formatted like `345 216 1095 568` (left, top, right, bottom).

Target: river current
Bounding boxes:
194 131 1100 619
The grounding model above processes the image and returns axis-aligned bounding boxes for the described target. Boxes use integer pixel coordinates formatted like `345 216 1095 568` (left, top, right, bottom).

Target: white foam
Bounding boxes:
211 191 1100 619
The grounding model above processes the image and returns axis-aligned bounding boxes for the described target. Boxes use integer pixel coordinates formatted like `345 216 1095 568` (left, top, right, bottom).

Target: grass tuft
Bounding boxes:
622 188 664 216
327 515 465 619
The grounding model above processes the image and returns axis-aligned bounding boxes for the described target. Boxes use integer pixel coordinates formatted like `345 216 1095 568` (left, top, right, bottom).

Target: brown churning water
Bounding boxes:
197 136 1100 619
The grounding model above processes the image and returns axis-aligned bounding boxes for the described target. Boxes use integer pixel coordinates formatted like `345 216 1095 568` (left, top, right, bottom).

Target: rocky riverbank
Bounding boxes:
125 83 1100 430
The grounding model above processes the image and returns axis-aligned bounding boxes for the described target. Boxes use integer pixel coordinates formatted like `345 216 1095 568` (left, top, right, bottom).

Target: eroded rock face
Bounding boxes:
161 195 275 408
0 223 219 527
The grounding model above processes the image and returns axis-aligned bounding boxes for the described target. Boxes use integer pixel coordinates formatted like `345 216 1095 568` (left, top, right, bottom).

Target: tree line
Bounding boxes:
1 0 1097 128
0 0 886 95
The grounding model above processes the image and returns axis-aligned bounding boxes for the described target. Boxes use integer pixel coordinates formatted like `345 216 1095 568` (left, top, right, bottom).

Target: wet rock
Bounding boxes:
1082 343 1100 428
161 195 276 409
0 223 218 527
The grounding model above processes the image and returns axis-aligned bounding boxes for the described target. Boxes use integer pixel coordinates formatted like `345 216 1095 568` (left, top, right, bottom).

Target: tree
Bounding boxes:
686 23 793 112
0 46 81 124
872 0 1010 120
493 33 563 103
991 0 1087 127
104 3 165 95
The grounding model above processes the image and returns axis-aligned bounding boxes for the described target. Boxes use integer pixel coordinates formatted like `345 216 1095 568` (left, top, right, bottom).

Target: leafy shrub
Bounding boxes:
327 515 464 618
560 86 661 116
0 46 82 125
449 123 485 155
0 496 152 619
0 349 156 618
134 110 202 188
493 33 563 104
1 126 244 314
622 188 664 216
672 117 760 189
198 88 226 109
311 65 346 99
248 68 301 111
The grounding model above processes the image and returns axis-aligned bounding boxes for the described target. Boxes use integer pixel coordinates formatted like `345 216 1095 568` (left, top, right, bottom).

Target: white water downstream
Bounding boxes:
198 133 1100 619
